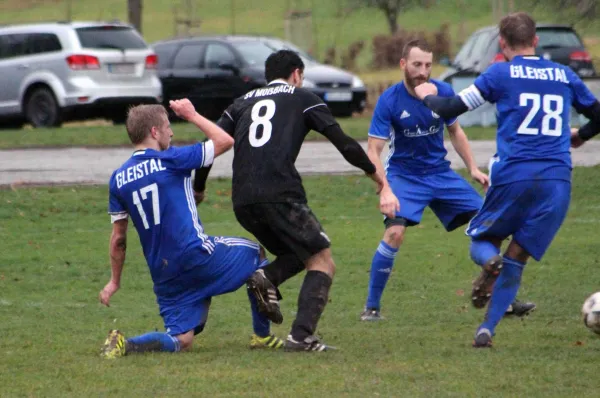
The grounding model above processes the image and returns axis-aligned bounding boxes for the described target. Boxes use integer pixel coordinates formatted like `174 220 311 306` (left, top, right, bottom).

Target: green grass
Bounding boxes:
0 119 504 149
2 168 600 396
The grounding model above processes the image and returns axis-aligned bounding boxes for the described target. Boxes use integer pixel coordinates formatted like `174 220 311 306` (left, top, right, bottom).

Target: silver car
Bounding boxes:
0 21 162 128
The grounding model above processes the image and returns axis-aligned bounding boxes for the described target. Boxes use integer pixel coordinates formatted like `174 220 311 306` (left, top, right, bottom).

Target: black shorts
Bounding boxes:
234 202 331 262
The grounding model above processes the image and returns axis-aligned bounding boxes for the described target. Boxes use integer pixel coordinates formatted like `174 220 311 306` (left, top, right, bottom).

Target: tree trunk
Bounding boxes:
128 0 143 34
385 8 399 34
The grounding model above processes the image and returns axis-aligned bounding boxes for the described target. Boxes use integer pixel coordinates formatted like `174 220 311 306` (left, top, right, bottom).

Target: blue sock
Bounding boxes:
470 239 500 266
248 286 271 337
248 258 271 337
126 332 180 353
365 241 398 310
480 256 525 335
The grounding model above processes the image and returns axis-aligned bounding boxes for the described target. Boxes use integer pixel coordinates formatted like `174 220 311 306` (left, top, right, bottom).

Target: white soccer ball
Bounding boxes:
582 292 600 334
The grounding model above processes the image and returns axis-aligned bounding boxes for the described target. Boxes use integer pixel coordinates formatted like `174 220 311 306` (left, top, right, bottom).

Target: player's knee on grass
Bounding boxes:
176 330 195 351
305 248 336 278
383 224 406 249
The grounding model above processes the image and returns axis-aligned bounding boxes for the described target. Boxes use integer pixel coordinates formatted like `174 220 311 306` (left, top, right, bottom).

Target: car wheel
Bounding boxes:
25 88 62 128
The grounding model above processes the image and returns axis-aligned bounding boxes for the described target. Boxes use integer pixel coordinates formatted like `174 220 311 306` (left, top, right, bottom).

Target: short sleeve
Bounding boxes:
458 64 503 110
368 93 392 139
301 90 338 133
108 171 128 223
168 142 215 171
472 64 503 104
567 69 597 113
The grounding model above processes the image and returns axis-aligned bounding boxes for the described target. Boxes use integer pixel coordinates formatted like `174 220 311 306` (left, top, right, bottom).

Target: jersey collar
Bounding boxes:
268 79 289 86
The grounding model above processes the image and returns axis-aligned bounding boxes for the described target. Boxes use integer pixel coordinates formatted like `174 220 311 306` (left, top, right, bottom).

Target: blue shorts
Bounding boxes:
388 170 483 231
466 180 571 261
159 237 261 336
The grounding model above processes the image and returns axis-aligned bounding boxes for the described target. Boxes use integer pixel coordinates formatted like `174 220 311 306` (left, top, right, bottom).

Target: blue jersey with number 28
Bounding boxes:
459 55 596 185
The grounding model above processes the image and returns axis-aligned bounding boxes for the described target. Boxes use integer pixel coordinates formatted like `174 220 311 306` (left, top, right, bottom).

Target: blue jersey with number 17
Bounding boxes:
459 55 596 186
107 142 215 294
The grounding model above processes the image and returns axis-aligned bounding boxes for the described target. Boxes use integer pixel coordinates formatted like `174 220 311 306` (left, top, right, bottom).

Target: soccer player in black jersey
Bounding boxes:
194 50 384 351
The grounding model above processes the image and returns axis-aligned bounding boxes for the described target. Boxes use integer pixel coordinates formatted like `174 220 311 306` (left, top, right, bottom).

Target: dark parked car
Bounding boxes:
151 35 367 120
439 23 596 82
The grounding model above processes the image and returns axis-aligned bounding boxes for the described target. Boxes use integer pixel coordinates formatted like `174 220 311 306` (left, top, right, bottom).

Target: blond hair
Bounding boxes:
125 104 168 144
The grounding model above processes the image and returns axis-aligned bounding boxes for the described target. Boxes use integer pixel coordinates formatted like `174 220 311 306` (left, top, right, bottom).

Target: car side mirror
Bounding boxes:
218 62 240 75
439 56 451 67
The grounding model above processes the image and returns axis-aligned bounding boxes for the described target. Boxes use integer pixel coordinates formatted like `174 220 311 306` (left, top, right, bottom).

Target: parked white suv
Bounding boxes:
0 21 162 128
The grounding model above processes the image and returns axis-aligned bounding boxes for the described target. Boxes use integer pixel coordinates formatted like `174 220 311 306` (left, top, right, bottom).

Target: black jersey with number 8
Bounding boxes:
217 81 338 207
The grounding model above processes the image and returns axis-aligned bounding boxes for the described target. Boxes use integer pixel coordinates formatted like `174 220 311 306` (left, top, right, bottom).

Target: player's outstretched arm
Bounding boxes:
169 99 234 157
368 137 400 218
447 122 489 190
100 219 128 307
320 123 382 189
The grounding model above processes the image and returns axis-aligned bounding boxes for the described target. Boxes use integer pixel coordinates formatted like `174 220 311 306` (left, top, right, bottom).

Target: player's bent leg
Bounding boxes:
362 221 406 321
470 238 504 309
285 248 335 352
101 329 182 358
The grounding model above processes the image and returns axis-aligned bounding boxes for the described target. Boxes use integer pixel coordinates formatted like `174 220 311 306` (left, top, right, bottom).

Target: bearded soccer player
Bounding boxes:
361 39 535 322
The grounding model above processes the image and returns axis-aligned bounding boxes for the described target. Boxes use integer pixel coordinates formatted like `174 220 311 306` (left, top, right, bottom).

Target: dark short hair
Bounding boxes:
402 39 433 60
265 50 305 82
499 12 536 49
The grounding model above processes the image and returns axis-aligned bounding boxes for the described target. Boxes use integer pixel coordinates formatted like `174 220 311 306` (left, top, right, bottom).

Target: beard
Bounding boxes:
405 74 429 90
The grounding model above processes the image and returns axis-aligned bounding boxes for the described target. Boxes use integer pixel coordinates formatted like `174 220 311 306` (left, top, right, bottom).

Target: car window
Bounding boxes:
453 33 478 66
234 41 275 66
0 34 28 59
28 33 62 55
204 44 237 68
76 26 147 50
537 29 583 48
172 44 205 69
154 43 182 69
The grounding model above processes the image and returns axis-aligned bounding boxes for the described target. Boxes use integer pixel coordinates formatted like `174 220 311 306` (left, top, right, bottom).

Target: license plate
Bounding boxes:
324 91 352 102
108 63 136 74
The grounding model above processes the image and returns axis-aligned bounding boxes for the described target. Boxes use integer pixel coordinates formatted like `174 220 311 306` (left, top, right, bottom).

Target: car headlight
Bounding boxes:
302 78 316 88
352 76 365 88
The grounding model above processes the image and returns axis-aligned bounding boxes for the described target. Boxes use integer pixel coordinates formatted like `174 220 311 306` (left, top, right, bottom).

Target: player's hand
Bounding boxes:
169 99 197 121
470 168 490 192
379 186 400 219
414 82 438 100
99 280 120 307
570 127 585 148
193 190 206 205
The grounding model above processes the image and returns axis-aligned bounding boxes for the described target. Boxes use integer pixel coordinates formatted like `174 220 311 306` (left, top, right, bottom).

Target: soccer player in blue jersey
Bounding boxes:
98 99 285 358
415 12 600 347
360 39 495 321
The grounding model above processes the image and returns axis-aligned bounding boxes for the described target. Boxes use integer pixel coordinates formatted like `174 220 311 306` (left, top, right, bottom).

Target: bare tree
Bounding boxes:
128 0 143 33
349 0 416 34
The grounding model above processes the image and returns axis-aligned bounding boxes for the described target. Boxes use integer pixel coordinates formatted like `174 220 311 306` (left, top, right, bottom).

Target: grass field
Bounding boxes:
2 169 600 397
0 118 503 149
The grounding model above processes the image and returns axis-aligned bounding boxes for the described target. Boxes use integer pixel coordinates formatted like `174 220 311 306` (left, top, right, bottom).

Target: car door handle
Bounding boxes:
17 64 29 70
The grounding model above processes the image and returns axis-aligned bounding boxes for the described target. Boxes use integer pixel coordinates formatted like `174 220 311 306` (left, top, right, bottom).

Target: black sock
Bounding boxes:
290 270 332 342
262 254 305 287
